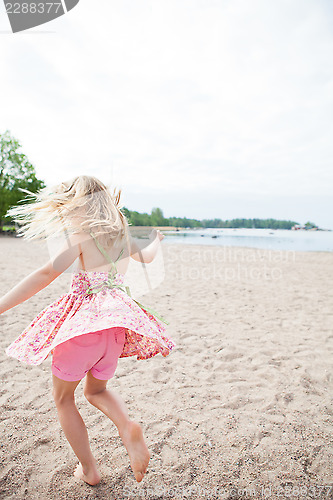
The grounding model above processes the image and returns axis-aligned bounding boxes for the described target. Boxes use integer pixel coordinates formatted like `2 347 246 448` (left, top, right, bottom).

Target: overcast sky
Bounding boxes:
0 0 332 228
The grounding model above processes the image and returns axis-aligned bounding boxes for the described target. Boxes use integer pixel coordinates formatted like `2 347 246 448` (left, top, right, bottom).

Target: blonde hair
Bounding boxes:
6 175 131 247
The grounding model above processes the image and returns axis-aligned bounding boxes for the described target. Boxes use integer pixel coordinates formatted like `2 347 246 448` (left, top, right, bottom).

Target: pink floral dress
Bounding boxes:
6 234 176 366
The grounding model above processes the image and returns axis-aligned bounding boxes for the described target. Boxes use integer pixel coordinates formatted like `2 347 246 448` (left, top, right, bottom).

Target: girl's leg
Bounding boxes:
52 374 101 485
83 371 150 482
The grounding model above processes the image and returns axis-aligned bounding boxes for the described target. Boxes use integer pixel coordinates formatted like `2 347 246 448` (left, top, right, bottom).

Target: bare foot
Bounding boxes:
74 463 101 486
120 421 151 482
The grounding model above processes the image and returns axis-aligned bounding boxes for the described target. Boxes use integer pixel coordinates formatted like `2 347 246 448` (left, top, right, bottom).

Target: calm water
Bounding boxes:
163 228 333 252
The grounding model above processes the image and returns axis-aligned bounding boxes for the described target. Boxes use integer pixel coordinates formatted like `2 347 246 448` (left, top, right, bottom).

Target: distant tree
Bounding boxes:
121 206 131 221
169 216 201 228
151 207 165 226
122 207 152 226
0 130 45 231
304 221 317 229
201 218 223 228
129 211 144 226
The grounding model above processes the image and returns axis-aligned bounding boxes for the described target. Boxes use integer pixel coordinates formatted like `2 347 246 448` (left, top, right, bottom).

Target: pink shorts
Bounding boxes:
52 327 126 382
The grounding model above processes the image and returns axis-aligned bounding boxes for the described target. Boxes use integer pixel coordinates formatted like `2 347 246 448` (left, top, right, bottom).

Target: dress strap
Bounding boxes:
86 231 169 325
89 231 124 272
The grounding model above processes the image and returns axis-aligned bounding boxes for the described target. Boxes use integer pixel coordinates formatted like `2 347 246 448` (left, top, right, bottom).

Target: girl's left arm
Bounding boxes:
0 234 82 315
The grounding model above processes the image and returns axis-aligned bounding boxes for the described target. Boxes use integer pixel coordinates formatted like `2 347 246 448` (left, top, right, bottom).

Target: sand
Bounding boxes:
0 236 332 500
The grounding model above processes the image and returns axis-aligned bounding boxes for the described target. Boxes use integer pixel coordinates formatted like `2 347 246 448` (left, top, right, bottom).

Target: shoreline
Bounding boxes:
1 230 332 254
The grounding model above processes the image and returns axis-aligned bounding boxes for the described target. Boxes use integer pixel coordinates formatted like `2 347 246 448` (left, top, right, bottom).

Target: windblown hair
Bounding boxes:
6 175 131 247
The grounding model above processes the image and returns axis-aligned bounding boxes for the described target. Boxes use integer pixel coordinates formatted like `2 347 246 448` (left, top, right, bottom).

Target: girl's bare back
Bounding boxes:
77 233 131 275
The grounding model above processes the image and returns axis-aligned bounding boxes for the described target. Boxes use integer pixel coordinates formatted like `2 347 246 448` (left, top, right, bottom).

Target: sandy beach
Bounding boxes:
0 236 332 500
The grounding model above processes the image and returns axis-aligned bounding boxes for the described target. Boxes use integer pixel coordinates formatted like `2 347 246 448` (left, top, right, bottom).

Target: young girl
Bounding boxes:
0 175 175 486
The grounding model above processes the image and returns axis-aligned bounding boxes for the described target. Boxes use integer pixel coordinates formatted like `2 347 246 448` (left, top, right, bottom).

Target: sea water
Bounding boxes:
163 228 333 252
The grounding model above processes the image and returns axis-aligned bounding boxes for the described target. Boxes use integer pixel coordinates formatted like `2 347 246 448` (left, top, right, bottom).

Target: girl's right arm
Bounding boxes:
129 229 164 264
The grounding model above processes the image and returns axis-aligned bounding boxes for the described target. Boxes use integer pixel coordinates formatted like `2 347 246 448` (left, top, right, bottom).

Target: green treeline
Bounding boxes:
0 130 45 232
122 207 301 230
201 218 299 229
